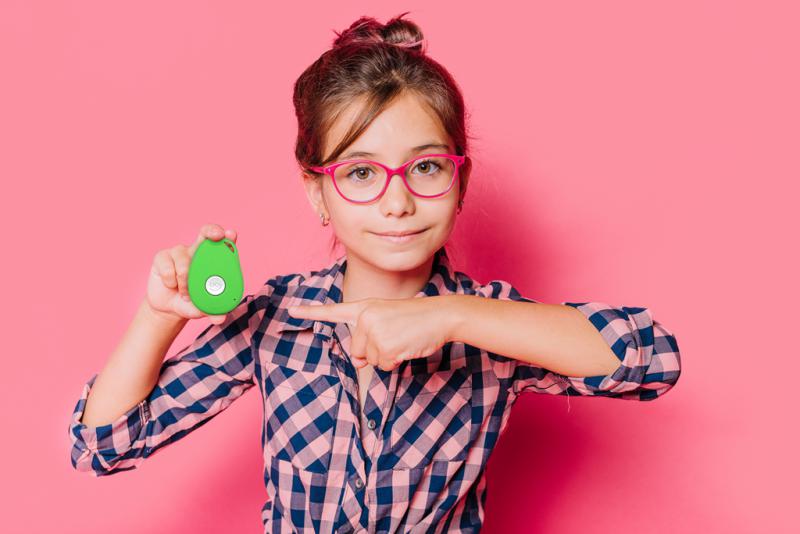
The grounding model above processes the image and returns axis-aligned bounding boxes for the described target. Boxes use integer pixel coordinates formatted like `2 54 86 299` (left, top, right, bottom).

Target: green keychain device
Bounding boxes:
187 238 244 315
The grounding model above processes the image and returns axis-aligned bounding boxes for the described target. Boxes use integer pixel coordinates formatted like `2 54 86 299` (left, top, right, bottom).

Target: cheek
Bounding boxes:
431 202 459 230
327 204 371 244
324 188 360 227
333 210 371 235
324 197 368 233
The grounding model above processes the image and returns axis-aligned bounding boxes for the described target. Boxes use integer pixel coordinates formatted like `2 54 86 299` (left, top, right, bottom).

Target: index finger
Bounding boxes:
287 302 359 325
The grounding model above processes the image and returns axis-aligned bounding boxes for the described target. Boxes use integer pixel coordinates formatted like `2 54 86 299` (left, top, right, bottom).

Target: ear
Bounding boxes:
301 171 327 216
458 156 472 205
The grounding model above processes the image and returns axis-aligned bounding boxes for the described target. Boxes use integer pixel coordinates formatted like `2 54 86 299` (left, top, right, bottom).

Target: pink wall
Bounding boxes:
2 1 796 532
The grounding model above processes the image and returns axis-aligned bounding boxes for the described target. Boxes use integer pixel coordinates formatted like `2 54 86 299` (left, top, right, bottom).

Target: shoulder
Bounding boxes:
457 272 533 302
250 263 333 310
257 270 311 297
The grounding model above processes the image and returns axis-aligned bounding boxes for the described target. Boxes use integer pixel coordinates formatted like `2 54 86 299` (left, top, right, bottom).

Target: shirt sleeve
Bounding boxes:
474 280 682 401
68 292 263 476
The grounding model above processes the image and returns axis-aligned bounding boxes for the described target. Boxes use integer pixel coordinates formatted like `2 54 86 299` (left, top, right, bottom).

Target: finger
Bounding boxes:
174 293 226 323
349 324 367 361
365 338 380 368
207 314 228 325
189 223 226 255
153 250 178 290
225 228 237 244
171 246 192 300
288 302 356 325
173 294 202 318
173 298 225 324
396 351 416 365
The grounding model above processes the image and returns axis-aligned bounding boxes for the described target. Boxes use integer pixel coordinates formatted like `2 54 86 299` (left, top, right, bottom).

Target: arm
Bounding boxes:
443 281 682 400
79 299 188 428
67 290 266 476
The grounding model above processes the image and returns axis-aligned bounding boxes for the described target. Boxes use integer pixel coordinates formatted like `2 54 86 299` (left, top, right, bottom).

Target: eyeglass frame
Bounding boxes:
308 153 466 204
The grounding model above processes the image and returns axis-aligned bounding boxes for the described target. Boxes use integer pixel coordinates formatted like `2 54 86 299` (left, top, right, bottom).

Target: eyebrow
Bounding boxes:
340 143 451 161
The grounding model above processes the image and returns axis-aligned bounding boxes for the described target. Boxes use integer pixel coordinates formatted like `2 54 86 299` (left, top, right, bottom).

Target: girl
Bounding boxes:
68 13 682 534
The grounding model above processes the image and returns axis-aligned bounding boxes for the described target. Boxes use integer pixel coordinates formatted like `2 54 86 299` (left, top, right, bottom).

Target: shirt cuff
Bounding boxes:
560 302 673 399
68 373 149 458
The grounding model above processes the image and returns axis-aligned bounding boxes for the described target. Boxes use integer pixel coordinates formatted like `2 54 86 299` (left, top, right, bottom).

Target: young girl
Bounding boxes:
68 13 681 533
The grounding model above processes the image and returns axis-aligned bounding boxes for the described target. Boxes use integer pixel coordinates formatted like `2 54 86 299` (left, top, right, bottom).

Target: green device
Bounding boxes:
187 238 245 315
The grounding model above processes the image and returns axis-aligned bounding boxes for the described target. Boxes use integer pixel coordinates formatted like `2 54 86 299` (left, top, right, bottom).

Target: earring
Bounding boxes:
320 213 329 226
457 199 464 214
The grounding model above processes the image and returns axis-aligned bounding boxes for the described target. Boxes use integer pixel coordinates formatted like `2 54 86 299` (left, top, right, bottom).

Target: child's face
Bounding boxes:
303 91 470 272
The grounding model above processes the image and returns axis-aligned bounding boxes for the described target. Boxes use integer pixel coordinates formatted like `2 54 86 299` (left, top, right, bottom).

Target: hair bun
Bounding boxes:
332 12 425 53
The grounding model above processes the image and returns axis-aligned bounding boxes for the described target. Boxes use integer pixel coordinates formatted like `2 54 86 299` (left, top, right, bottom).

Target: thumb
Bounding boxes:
207 314 227 325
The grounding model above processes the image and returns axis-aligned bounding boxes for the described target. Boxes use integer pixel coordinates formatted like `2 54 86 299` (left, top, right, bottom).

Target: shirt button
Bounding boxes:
354 477 364 489
367 418 376 430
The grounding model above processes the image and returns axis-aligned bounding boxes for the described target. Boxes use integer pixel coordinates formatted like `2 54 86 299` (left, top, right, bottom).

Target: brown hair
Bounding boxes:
292 12 475 259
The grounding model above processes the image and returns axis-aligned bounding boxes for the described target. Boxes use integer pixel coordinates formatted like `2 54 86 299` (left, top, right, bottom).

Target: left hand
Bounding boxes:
287 297 452 372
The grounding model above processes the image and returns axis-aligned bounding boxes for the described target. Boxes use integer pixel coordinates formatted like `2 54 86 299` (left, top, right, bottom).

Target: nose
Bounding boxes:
379 169 415 212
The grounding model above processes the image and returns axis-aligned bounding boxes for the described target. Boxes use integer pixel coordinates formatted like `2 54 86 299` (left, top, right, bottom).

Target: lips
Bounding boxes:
373 228 426 237
371 228 428 244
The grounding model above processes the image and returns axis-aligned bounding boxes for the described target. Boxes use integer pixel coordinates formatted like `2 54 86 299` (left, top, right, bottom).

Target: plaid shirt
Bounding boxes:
68 247 681 533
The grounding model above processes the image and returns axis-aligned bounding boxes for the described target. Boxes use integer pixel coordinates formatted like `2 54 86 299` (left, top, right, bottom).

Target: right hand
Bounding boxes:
146 224 238 325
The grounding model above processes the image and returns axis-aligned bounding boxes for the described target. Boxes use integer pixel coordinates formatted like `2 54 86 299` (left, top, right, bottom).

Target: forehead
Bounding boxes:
323 92 451 161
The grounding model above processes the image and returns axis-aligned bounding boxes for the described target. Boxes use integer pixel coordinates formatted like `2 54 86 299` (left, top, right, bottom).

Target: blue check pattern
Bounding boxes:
68 246 682 533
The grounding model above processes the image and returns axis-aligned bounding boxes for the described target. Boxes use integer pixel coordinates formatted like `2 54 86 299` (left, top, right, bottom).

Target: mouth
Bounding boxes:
371 227 428 243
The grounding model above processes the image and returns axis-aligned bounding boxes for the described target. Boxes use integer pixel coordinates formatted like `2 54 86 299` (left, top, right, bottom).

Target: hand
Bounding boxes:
287 297 451 372
146 223 237 325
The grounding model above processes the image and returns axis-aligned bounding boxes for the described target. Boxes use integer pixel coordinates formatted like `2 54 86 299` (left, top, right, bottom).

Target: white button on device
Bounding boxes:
205 275 226 296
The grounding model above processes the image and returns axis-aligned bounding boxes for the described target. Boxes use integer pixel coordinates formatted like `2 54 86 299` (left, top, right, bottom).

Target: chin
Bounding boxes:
360 239 439 272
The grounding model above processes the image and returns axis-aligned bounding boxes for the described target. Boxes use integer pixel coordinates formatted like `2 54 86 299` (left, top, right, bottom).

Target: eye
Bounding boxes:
412 159 441 175
346 166 375 181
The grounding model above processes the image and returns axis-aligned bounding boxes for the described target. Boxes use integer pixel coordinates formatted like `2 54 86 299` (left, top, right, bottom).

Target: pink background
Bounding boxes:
2 1 797 532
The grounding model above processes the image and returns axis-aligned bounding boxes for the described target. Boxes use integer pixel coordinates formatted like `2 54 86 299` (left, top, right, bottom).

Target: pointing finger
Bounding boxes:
287 302 358 325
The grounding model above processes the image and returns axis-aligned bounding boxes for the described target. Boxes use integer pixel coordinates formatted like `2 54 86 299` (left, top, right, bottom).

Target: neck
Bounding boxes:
341 250 436 303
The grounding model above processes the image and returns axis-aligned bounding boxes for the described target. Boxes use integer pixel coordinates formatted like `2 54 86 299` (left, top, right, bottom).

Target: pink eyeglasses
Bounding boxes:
309 153 466 204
